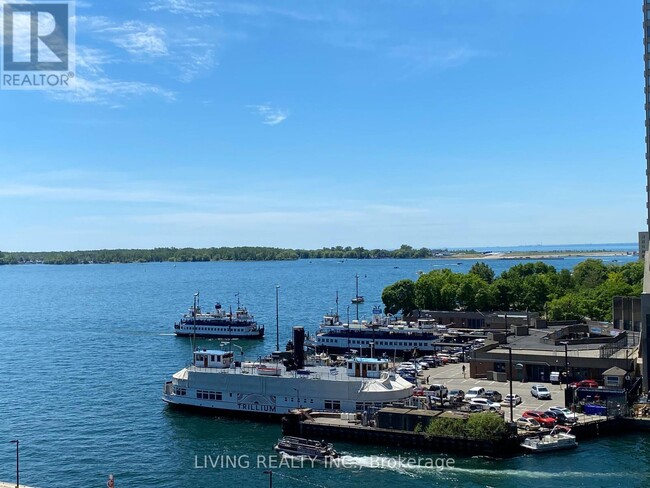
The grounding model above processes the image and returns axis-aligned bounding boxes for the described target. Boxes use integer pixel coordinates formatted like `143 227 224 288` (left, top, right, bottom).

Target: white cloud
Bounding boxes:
49 76 175 105
389 41 483 74
248 103 289 126
214 1 327 22
79 17 168 58
147 0 218 17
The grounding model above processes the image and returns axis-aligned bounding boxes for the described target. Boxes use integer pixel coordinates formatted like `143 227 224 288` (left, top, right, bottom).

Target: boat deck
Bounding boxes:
179 363 391 383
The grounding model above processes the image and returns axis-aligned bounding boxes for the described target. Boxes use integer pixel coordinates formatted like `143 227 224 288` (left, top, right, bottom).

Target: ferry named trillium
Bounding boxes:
163 327 414 418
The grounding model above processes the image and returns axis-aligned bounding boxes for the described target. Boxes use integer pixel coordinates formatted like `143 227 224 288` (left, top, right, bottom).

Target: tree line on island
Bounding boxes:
381 259 643 322
0 244 471 265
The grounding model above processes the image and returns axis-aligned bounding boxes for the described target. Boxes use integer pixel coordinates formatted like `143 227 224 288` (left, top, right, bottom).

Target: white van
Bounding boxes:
464 387 485 401
550 371 560 384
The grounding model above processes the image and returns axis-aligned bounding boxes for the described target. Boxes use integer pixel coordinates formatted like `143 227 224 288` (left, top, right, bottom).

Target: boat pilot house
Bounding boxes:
347 357 390 379
193 349 234 368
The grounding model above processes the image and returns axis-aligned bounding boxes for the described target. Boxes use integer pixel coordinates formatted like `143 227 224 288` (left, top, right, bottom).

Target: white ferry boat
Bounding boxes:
174 294 264 339
314 306 439 356
162 329 414 418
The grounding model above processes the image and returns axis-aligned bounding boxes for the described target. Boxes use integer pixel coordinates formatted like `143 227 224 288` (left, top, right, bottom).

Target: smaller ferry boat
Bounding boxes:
314 306 441 356
174 293 264 339
520 426 577 452
274 436 339 460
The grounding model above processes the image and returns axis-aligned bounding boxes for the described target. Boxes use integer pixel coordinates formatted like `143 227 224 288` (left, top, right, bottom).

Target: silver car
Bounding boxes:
530 384 552 400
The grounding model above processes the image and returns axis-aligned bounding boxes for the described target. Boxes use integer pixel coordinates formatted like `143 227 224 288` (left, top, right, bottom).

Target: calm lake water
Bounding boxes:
1 256 647 488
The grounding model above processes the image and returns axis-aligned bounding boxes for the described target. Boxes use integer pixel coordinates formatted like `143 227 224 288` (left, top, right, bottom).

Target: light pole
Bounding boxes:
560 341 569 385
263 469 273 488
292 387 300 408
506 347 514 423
275 284 280 352
10 439 19 488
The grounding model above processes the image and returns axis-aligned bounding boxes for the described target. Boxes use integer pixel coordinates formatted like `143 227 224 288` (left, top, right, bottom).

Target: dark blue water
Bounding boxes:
0 256 645 488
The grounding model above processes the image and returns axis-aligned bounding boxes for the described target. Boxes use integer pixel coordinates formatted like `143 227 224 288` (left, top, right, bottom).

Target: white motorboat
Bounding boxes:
520 426 578 452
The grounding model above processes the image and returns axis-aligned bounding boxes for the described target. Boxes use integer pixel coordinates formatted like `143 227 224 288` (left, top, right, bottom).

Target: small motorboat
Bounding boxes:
351 296 365 304
520 426 577 452
274 436 339 460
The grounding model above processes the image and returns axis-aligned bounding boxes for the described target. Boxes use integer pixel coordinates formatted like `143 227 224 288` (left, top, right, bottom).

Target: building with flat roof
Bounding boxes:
469 323 636 384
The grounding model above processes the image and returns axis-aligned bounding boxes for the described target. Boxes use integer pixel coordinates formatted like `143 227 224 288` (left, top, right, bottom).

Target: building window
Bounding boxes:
494 362 506 373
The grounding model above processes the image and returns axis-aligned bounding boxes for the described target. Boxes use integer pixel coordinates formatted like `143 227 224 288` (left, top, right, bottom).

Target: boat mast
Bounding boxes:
336 290 339 318
355 273 359 321
192 291 199 353
229 304 233 354
275 284 280 352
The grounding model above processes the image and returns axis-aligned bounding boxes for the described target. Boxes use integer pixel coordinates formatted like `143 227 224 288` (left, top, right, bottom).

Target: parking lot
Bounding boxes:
415 361 602 424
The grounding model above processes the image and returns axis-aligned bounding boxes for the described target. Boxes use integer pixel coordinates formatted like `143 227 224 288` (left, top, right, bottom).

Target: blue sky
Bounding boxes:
0 0 645 251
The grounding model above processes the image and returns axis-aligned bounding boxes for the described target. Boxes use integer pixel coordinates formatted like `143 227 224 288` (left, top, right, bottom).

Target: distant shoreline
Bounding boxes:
0 247 637 266
452 251 635 260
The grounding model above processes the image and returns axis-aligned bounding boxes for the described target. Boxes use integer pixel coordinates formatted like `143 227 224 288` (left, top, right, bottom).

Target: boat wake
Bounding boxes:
446 467 628 479
332 455 628 481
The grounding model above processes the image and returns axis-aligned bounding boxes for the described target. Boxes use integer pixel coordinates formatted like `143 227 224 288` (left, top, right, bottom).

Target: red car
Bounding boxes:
523 410 557 428
569 379 599 389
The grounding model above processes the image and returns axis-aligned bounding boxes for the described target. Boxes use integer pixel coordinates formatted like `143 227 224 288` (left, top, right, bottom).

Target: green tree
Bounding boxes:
469 262 495 284
465 413 507 440
572 259 608 290
547 294 587 321
381 279 416 315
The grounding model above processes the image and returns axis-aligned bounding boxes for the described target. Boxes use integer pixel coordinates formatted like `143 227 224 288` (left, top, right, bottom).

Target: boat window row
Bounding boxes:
173 387 187 396
355 401 388 411
196 390 223 401
284 397 314 404
184 326 248 332
324 400 341 410
320 338 430 347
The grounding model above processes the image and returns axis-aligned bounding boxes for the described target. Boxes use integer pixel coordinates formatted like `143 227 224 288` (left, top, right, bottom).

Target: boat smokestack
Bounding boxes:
293 326 305 369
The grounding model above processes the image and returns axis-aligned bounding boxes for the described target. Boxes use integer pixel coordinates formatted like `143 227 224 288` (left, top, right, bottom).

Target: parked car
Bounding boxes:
425 384 448 399
503 394 522 406
523 410 557 428
516 417 541 431
464 387 486 401
530 384 552 400
448 389 465 403
469 398 502 411
544 409 577 426
569 379 599 389
548 406 579 423
484 390 503 402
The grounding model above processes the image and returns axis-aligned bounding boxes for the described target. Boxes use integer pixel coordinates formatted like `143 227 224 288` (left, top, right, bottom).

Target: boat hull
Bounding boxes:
175 330 264 339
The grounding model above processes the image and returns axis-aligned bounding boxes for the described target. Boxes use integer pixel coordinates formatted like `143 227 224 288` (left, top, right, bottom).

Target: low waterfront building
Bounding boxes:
468 322 637 384
406 310 539 330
